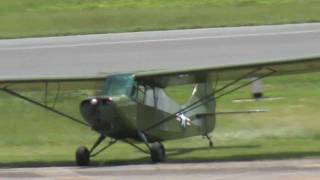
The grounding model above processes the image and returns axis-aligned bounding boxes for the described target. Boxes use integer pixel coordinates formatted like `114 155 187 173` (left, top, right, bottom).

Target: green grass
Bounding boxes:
1 72 320 166
0 0 320 39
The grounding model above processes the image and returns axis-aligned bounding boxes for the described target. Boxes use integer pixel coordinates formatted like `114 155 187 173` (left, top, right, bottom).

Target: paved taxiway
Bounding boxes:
2 159 320 179
0 23 320 78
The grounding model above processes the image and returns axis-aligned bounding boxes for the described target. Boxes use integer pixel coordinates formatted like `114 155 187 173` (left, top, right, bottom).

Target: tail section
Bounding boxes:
185 81 216 135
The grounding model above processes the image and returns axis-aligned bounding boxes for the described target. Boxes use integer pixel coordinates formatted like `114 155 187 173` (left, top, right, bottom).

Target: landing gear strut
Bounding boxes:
136 131 166 163
123 138 166 163
76 132 166 166
75 134 116 166
205 135 214 148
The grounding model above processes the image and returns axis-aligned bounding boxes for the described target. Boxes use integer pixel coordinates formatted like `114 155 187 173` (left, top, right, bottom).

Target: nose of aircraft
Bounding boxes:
80 97 115 132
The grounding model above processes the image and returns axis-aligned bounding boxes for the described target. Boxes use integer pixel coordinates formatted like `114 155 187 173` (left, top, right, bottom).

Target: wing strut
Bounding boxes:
1 88 90 127
143 67 276 132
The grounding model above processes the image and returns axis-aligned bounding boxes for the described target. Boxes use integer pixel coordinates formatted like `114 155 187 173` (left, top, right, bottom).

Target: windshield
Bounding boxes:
103 74 134 97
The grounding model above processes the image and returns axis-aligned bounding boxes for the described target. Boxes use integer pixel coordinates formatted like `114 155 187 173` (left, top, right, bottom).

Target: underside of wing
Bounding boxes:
0 75 106 91
135 56 320 87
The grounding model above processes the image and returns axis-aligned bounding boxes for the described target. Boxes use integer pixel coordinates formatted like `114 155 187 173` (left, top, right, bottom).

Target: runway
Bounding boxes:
0 23 320 78
2 159 320 179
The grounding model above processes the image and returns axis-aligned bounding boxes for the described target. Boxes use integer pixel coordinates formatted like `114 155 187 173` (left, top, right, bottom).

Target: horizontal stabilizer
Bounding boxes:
195 109 268 118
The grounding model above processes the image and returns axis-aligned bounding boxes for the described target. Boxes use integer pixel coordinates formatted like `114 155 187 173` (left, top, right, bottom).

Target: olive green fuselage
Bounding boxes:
80 74 216 142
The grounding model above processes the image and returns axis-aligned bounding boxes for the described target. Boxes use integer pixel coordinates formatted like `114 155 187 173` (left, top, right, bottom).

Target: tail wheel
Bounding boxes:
150 142 166 163
76 146 90 166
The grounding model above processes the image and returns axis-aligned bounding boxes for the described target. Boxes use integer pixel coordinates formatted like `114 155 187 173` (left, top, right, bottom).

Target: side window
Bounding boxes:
137 85 145 103
131 84 145 103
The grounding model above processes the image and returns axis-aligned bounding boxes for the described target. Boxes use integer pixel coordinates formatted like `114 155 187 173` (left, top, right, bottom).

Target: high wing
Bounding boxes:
1 56 320 90
134 56 320 87
0 75 106 91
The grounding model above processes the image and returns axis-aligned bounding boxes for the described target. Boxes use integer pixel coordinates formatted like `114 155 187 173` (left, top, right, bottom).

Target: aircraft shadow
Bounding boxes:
166 144 261 156
91 148 320 167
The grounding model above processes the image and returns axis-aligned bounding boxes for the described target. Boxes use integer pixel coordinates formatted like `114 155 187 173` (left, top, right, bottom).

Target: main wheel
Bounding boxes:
150 142 166 163
76 146 90 166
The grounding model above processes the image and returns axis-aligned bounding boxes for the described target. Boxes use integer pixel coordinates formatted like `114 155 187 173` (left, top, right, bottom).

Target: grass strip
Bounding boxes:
0 0 320 39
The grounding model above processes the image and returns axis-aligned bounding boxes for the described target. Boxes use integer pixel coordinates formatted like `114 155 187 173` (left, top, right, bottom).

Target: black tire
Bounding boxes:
76 146 90 166
150 142 166 163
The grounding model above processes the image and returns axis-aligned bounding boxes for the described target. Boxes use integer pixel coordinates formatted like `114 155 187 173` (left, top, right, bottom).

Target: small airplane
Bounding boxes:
0 56 320 166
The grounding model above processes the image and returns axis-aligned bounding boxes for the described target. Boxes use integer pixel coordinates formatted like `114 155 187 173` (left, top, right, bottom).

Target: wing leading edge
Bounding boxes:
135 56 320 87
0 75 106 91
1 56 320 91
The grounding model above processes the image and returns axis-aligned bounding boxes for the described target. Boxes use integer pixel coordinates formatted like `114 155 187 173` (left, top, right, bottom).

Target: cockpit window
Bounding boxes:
103 74 134 97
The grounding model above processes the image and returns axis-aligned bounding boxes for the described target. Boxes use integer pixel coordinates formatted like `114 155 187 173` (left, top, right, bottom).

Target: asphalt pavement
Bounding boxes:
0 23 320 78
1 158 320 179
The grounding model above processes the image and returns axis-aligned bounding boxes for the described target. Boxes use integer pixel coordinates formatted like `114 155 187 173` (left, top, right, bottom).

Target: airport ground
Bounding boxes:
1 1 320 178
2 158 320 179
0 23 320 167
